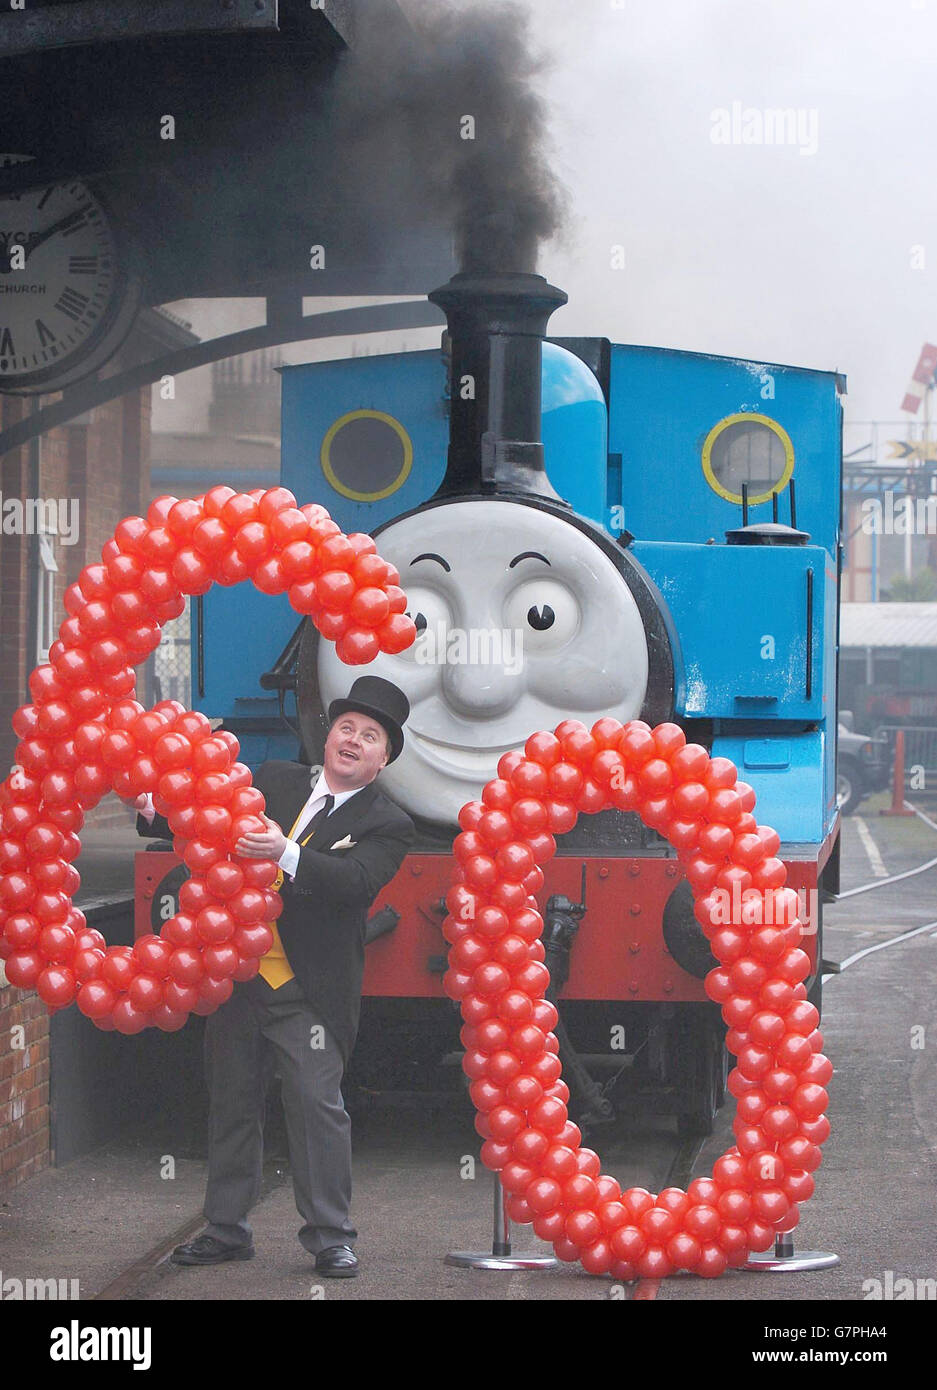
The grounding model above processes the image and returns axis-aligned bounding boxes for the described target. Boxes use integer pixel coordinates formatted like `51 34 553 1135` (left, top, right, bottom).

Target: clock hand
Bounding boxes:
21 203 93 260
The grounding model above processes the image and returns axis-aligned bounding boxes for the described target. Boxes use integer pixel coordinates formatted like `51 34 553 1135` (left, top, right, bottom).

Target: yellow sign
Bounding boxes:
886 439 937 462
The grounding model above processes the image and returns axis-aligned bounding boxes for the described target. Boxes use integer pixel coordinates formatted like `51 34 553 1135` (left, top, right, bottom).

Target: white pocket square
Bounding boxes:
330 835 356 850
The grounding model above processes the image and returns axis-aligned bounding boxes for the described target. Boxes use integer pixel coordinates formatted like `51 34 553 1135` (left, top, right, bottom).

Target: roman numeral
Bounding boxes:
0 326 14 357
37 188 53 211
69 255 98 275
55 286 89 321
36 319 56 347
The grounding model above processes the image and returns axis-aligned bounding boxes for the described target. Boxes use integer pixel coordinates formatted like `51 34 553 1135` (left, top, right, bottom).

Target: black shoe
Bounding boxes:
315 1244 358 1278
170 1234 255 1266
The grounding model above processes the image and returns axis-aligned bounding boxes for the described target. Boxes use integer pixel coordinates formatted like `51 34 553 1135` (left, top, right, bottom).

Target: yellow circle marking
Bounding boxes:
701 412 794 506
320 409 413 502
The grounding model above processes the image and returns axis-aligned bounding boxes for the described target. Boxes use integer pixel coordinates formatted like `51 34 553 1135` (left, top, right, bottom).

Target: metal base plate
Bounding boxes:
445 1251 558 1270
744 1250 840 1272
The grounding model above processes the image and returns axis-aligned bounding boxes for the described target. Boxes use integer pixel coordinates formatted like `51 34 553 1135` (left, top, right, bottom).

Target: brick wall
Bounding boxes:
0 380 151 830
0 345 153 1192
0 395 31 784
0 983 51 1194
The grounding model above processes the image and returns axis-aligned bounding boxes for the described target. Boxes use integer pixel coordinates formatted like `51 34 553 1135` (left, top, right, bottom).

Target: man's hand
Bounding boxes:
236 813 287 861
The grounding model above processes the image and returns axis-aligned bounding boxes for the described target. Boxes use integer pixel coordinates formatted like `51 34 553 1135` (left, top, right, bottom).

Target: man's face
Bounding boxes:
324 710 389 790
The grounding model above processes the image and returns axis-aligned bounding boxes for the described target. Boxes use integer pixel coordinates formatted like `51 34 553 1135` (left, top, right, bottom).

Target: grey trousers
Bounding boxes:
202 974 356 1255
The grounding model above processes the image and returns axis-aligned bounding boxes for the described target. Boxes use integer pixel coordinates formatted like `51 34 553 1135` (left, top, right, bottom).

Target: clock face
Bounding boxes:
0 153 137 393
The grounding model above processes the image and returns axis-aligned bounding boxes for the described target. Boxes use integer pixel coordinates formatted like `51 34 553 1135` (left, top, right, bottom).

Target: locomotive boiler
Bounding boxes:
136 270 844 1136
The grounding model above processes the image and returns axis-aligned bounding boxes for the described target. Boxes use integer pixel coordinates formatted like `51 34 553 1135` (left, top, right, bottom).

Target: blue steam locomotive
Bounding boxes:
170 271 843 1133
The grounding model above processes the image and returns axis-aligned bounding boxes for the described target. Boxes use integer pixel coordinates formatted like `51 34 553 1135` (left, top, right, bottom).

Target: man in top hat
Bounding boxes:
138 676 415 1277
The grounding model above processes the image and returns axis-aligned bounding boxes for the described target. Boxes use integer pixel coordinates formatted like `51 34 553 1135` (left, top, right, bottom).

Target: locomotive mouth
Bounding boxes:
427 269 568 502
407 727 523 776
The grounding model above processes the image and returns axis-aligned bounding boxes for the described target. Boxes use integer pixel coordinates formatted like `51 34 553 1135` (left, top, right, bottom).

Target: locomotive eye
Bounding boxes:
504 579 580 652
392 586 453 662
527 604 555 631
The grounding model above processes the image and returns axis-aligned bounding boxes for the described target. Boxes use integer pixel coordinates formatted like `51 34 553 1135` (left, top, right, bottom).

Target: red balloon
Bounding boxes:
562 1174 599 1209
752 1188 791 1224
783 1169 815 1203
38 923 76 961
636 1246 673 1279
128 974 163 1013
641 1207 678 1242
763 1068 798 1101
195 975 233 1011
717 1188 752 1223
580 1239 614 1276
37 964 76 1008
697 1244 729 1278
737 1044 773 1080
528 1210 565 1245
746 1218 776 1252
667 1231 703 1270
76 978 118 1019
762 1104 799 1140
684 1203 721 1242
113 998 149 1034
799 1114 831 1145
800 1053 833 1086
792 1082 829 1120
566 1210 602 1247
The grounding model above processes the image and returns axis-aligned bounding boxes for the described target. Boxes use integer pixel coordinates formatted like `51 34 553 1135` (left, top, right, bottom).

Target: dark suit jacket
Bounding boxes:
139 760 415 1062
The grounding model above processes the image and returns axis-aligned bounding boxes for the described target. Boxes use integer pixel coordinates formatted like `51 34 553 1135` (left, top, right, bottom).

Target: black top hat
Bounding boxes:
327 676 410 763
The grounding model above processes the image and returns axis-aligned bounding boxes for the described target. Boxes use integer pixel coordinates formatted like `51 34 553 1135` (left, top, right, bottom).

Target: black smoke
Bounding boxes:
322 0 568 274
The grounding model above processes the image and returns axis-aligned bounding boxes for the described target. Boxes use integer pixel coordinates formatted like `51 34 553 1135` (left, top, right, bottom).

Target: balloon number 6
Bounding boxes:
0 487 416 1033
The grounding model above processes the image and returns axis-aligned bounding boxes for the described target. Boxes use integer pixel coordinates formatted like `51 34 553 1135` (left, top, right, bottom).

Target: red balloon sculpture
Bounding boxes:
444 720 831 1279
0 486 416 1033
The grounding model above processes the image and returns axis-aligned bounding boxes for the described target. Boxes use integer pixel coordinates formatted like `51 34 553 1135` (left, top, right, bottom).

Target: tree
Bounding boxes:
881 568 937 601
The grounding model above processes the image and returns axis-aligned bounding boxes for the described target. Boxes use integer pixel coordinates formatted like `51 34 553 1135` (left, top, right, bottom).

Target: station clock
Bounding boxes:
0 153 141 394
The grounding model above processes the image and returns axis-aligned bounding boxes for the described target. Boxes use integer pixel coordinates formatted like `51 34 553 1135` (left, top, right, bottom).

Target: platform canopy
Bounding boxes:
840 603 937 649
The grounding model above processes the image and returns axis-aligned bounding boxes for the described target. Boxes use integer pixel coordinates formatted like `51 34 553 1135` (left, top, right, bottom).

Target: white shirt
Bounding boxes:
276 771 359 880
136 771 359 881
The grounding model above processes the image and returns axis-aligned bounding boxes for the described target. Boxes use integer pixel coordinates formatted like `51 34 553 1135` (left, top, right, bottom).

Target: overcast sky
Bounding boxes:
160 0 937 446
519 0 937 440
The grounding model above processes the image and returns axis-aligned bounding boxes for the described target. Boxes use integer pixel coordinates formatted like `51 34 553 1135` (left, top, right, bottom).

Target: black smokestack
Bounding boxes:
428 270 567 499
325 0 567 274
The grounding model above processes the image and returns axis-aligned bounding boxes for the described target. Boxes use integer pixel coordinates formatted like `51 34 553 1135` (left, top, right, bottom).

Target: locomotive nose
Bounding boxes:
440 647 521 719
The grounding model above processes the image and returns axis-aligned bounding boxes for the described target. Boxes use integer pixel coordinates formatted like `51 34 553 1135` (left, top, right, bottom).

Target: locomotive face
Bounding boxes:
317 499 650 825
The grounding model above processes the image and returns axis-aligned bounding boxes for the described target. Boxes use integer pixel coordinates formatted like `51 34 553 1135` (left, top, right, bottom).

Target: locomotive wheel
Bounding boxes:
836 759 863 816
675 1011 728 1139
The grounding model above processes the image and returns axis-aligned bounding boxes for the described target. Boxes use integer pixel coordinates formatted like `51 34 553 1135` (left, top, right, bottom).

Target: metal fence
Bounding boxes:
875 725 937 785
143 599 192 709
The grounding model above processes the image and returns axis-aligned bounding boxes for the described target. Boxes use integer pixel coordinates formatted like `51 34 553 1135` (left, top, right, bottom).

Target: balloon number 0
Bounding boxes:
0 487 416 1033
444 719 831 1280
